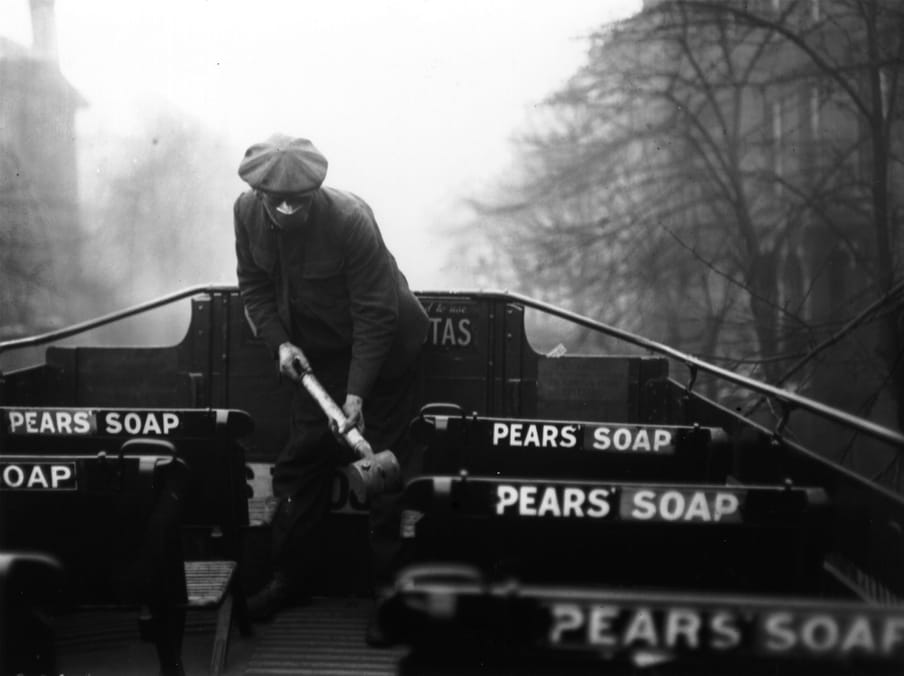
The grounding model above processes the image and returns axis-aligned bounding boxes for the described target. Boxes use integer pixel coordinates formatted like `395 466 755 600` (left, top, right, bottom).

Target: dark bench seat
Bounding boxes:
400 474 831 593
377 564 904 673
411 403 732 482
0 406 254 676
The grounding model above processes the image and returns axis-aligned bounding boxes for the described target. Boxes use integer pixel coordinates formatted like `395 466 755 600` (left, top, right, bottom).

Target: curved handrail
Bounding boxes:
0 284 235 355
421 289 904 450
3 284 902 449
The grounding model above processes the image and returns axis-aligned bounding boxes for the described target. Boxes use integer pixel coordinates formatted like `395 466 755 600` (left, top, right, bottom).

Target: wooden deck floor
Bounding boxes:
53 597 405 676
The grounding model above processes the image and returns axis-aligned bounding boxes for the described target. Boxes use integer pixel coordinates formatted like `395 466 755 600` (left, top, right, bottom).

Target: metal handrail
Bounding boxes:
0 284 235 354
421 289 904 450
3 284 902 449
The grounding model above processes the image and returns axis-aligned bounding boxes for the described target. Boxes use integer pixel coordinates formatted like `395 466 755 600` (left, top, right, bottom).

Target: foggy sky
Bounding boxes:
1 0 640 290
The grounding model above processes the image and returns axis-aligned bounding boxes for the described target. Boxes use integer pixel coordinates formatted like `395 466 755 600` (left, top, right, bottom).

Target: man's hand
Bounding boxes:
277 342 309 382
339 394 365 436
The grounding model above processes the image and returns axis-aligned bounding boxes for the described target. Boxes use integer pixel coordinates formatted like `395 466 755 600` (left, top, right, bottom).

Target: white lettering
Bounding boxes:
549 604 583 644
39 413 54 434
519 485 537 516
496 485 613 519
654 429 672 451
764 612 796 652
882 618 904 655
162 412 180 434
623 608 658 647
0 463 76 490
124 412 142 434
666 608 701 649
5 410 97 435
713 493 740 521
659 491 684 521
27 465 49 488
457 318 472 346
73 411 92 434
510 424 523 446
106 412 123 434
544 606 904 658
541 425 556 448
761 613 904 657
537 487 561 517
561 425 577 448
613 428 631 451
56 411 73 434
562 487 584 517
428 317 442 344
840 617 876 654
586 488 611 518
495 423 581 448
102 412 181 436
711 611 742 650
492 422 508 445
593 427 611 450
801 615 839 653
588 606 619 647
3 465 24 488
684 492 712 521
441 319 456 346
626 489 741 523
51 465 73 488
631 490 657 520
145 414 163 435
8 410 92 434
496 485 519 515
8 411 24 432
591 426 675 453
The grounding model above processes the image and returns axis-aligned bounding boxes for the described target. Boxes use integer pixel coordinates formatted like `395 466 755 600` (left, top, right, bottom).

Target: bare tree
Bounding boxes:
681 0 904 423
458 0 903 425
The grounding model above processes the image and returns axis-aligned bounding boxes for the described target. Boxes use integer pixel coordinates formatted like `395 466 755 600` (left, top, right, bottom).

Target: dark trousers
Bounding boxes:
270 354 421 592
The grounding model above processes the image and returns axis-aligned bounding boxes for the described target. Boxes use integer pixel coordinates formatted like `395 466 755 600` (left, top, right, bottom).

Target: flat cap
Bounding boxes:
238 134 328 193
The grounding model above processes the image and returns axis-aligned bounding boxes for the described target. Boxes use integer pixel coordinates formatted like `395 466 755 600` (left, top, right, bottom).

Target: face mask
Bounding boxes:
275 199 304 215
260 191 314 229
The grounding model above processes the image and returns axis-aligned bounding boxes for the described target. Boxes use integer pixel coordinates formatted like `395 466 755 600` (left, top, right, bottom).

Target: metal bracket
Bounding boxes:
682 363 698 420
771 400 793 446
684 363 699 395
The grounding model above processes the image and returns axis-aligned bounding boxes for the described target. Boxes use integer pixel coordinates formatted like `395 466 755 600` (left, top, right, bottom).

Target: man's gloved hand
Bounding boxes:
277 342 309 382
339 394 365 436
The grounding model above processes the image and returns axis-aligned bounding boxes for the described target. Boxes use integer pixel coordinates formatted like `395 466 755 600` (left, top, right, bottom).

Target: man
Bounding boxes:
233 134 429 631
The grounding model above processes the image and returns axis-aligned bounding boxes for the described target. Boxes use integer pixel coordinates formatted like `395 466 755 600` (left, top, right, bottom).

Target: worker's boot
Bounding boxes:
247 571 309 622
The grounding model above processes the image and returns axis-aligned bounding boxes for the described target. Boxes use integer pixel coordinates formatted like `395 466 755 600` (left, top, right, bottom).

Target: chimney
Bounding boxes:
29 0 59 63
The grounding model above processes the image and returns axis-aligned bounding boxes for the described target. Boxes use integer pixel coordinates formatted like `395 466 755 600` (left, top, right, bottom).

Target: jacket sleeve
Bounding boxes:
233 198 290 355
343 209 400 398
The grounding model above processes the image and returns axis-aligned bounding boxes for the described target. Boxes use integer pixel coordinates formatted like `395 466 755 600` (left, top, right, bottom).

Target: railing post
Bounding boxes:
683 363 699 422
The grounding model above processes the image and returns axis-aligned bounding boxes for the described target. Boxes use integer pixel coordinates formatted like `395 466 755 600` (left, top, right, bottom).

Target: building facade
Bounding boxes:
0 0 84 338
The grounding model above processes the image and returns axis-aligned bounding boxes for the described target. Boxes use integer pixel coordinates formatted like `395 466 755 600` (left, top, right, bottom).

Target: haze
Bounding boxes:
2 0 641 289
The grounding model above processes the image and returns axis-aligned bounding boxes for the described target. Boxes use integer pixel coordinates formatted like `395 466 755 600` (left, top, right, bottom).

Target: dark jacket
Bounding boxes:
234 186 429 398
